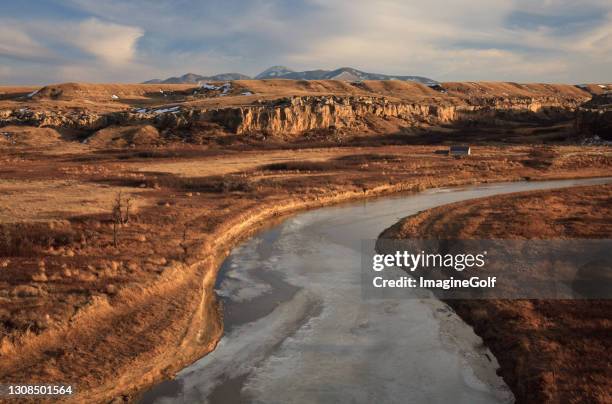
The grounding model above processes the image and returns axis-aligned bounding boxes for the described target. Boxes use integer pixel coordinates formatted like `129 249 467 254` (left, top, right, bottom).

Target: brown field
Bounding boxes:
1 141 610 402
0 80 604 114
382 185 612 403
1 79 611 402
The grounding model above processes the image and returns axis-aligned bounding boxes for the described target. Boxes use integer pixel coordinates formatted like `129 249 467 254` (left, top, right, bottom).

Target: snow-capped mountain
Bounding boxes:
254 66 295 79
144 66 437 85
143 72 250 84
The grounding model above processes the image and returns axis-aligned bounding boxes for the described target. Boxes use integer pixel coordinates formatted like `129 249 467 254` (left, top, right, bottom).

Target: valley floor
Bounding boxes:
0 141 610 402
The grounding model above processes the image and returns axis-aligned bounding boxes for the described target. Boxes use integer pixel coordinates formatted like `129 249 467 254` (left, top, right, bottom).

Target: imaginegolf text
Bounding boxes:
372 276 497 290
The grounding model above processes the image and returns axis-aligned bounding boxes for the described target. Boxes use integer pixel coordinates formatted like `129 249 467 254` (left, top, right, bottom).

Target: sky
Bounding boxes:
1 0 610 85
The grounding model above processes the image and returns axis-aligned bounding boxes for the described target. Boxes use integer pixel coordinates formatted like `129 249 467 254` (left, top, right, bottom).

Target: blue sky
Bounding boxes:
1 0 610 84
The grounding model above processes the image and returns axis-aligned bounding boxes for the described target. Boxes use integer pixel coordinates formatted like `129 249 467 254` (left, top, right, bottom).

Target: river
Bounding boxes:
142 177 611 404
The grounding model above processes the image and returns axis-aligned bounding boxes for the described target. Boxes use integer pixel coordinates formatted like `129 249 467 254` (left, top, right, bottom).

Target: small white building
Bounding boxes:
449 145 471 156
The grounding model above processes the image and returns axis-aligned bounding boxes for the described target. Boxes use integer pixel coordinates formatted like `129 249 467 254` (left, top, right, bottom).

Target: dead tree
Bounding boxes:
180 224 190 263
112 192 123 247
123 196 132 224
112 218 119 247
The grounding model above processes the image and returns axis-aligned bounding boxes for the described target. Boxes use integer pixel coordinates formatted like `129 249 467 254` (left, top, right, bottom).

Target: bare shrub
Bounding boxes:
334 153 401 163
181 176 254 193
263 161 338 172
111 192 133 247
179 224 190 263
0 223 76 257
124 196 132 224
523 148 558 169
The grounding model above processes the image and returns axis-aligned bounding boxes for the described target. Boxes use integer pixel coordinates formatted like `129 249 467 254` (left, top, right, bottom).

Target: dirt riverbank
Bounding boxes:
380 184 612 403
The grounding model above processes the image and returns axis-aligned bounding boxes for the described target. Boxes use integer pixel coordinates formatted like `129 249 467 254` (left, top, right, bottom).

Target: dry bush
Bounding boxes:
204 176 254 193
334 153 402 163
262 154 402 173
523 148 559 169
0 223 77 257
111 192 133 247
72 147 210 163
263 161 339 172
145 174 255 193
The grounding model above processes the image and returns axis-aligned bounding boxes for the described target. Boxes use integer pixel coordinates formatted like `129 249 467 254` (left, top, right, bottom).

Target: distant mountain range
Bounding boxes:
144 72 250 84
144 66 437 85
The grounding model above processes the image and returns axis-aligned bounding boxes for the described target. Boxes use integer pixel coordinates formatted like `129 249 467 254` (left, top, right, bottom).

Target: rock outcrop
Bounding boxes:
217 95 583 135
575 93 612 141
0 92 590 138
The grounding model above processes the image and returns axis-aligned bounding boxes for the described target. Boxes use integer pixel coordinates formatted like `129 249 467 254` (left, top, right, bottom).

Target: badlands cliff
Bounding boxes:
0 80 606 140
575 92 612 141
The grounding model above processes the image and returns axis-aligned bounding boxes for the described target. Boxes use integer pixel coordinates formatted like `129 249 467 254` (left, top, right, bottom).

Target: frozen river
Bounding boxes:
142 177 611 404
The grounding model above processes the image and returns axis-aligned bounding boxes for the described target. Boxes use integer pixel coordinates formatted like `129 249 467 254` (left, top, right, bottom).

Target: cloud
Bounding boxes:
0 21 55 61
1 0 611 84
286 0 612 82
0 17 145 84
67 18 144 65
0 17 143 65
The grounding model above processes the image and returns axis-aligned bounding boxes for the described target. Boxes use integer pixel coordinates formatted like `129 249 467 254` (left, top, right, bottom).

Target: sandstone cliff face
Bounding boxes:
575 93 612 141
203 94 585 135
0 108 110 130
202 96 457 135
0 93 589 137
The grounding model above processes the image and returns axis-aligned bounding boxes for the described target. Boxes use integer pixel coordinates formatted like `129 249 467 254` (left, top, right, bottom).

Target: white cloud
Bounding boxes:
0 17 145 84
1 1 611 84
0 17 143 65
279 0 612 82
64 18 144 65
0 21 55 61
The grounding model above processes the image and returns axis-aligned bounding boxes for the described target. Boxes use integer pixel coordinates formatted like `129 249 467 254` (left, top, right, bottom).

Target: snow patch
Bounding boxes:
582 135 612 146
133 106 179 114
200 82 231 92
152 106 180 114
200 83 218 90
199 82 232 97
111 94 119 100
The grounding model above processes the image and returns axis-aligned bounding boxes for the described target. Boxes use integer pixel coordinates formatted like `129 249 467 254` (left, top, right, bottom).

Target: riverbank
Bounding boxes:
379 184 612 403
1 145 611 402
